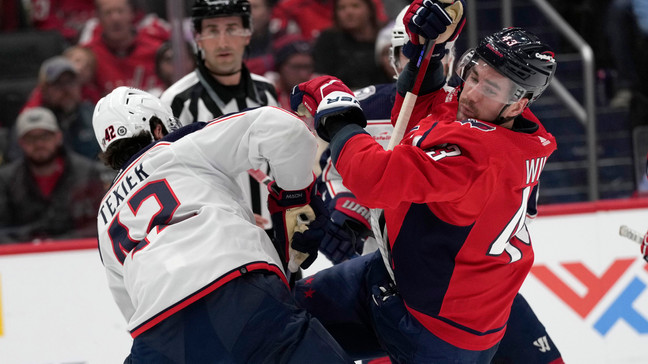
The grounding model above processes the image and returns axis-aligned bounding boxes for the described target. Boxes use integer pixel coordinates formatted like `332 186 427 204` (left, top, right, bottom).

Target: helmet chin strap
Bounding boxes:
493 104 511 125
493 104 514 125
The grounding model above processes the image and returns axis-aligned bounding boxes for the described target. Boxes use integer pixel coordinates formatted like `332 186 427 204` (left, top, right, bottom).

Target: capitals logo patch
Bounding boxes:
456 119 496 131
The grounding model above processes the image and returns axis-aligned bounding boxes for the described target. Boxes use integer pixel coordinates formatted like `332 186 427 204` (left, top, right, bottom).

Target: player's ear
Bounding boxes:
505 98 529 118
152 123 165 140
195 34 204 52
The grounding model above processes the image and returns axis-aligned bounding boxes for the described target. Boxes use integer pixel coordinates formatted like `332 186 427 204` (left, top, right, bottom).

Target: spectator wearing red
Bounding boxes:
80 0 170 97
270 0 387 42
29 0 96 44
77 0 170 45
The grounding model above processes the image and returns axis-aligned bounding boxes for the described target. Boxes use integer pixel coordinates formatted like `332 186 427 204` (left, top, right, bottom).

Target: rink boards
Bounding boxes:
1 198 648 363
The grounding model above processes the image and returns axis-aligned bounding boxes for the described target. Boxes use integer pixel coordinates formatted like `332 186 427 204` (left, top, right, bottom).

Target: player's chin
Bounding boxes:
456 107 471 120
459 101 482 119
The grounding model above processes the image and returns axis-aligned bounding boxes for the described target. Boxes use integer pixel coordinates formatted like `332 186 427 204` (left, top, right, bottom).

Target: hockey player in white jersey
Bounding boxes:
93 87 352 363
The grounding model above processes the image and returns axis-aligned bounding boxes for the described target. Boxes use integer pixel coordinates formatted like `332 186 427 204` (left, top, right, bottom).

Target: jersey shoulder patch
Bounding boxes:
456 119 496 132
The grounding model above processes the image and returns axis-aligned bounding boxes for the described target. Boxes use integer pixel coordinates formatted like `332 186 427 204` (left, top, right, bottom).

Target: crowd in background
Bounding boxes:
0 0 646 243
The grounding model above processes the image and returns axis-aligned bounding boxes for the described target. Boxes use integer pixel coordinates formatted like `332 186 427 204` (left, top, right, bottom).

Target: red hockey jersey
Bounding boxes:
83 26 168 97
332 88 557 350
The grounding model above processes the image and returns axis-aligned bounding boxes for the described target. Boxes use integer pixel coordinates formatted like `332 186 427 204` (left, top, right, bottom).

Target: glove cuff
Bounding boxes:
402 41 424 61
314 91 363 124
330 194 371 231
319 108 367 142
397 56 446 97
267 181 313 214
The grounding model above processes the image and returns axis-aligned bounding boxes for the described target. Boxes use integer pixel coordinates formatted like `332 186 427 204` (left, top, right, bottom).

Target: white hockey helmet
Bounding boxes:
93 87 182 152
389 6 410 77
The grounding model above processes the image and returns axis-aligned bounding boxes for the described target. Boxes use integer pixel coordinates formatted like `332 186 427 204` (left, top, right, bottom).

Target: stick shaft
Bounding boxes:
386 40 437 151
387 91 418 151
386 0 463 150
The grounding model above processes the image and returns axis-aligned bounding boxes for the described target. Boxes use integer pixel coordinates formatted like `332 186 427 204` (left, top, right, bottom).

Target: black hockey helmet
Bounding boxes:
457 27 557 104
192 0 252 32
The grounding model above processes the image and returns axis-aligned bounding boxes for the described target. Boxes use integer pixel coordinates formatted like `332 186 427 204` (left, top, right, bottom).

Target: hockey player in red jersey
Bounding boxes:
92 87 352 363
314 6 564 363
289 0 559 361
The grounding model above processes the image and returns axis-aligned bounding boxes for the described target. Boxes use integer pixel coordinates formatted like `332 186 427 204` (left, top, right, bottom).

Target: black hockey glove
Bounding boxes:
320 193 372 264
402 0 466 63
403 0 466 46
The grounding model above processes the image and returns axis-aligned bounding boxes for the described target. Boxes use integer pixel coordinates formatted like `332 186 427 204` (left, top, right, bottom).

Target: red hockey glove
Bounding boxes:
267 180 312 214
403 0 466 46
267 179 320 272
642 231 648 263
290 75 366 142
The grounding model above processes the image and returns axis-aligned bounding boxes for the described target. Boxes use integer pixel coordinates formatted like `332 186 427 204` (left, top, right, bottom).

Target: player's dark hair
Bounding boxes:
100 131 153 170
100 115 168 170
149 115 169 135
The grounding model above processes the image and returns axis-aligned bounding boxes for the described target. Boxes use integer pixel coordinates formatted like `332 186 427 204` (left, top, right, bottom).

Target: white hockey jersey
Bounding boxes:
160 66 280 229
97 107 317 337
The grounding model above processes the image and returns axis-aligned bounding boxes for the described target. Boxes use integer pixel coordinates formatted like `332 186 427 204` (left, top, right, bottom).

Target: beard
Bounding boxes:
26 147 61 167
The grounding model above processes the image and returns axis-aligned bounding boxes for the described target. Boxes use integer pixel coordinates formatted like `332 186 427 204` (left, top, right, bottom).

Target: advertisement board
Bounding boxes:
1 199 647 363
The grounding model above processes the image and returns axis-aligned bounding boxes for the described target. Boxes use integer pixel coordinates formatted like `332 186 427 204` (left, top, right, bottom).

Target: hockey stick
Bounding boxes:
386 0 464 151
618 224 644 245
375 1 464 281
